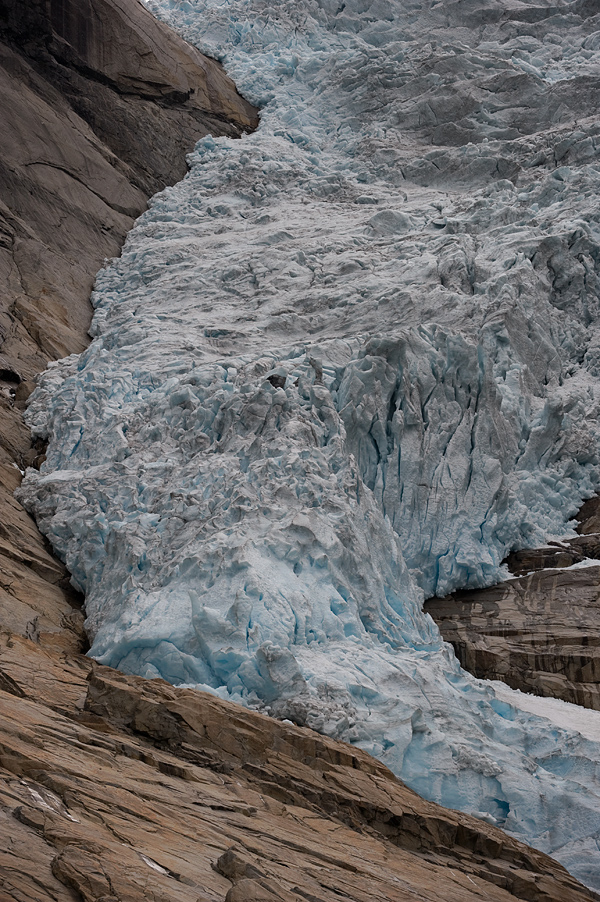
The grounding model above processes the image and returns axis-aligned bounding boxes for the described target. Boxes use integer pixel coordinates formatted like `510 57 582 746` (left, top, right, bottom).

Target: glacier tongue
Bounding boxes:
17 0 600 888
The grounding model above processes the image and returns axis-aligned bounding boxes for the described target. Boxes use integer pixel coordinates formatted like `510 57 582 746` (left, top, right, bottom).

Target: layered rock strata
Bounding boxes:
1 624 598 902
425 565 600 710
425 498 600 710
2 0 600 897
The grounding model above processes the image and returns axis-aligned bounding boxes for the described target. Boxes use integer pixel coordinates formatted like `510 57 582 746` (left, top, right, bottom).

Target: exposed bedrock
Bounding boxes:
0 0 257 380
1 631 598 902
0 0 257 669
14 0 600 887
426 497 600 710
425 565 600 710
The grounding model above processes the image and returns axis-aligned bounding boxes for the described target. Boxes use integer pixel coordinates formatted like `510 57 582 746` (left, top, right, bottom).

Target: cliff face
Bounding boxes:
2 629 598 902
0 0 257 383
426 498 600 710
0 0 257 667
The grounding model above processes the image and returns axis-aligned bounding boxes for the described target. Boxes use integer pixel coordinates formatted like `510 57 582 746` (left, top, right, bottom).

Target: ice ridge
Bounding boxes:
17 0 600 888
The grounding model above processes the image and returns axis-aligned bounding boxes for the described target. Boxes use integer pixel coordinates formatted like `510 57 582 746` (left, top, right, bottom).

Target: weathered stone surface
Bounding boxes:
0 0 257 384
0 632 597 902
504 536 600 577
425 565 600 710
504 545 586 576
578 498 600 537
0 0 258 668
1 0 259 192
426 497 600 709
1 2 598 898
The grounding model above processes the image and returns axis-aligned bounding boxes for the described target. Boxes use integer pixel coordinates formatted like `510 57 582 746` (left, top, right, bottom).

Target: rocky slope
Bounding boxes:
2 0 600 899
2 620 598 902
0 0 256 669
425 498 600 710
16 0 600 884
0 0 257 381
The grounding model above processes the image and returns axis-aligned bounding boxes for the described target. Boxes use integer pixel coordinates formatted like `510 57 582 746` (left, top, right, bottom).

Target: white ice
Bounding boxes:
17 0 600 889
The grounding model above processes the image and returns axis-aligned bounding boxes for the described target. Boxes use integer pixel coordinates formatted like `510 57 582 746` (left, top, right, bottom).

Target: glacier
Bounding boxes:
16 0 600 888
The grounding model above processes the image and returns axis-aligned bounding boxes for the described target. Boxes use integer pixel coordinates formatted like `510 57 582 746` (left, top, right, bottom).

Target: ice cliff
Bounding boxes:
17 0 600 889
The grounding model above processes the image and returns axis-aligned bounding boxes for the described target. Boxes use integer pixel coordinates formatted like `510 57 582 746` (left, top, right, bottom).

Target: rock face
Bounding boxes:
1 628 597 902
0 0 257 380
425 566 600 710
425 499 600 710
503 502 600 575
0 0 257 697
503 540 599 577
1 1 599 898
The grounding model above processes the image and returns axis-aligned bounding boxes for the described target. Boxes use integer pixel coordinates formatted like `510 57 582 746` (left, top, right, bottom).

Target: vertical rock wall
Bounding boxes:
0 0 257 653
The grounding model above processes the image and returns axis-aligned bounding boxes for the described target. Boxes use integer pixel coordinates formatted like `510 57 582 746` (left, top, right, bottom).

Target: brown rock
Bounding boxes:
225 879 287 902
504 545 585 575
0 3 598 900
426 495 600 709
577 497 600 537
0 0 258 669
503 532 600 578
0 637 597 902
425 565 600 709
0 0 257 387
217 848 268 882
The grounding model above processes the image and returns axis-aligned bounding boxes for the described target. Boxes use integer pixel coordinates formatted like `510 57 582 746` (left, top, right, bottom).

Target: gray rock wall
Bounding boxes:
0 0 257 724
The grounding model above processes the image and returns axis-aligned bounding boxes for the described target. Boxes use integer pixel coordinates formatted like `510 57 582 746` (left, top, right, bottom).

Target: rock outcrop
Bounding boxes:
1 1 599 898
0 0 257 693
425 498 600 710
0 0 257 382
425 565 600 710
1 626 598 902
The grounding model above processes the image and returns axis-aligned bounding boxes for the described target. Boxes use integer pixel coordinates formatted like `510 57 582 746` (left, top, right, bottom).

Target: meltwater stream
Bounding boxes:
18 0 600 888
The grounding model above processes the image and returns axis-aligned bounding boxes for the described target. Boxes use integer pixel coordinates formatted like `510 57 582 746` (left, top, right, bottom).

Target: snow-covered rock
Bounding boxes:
17 0 600 888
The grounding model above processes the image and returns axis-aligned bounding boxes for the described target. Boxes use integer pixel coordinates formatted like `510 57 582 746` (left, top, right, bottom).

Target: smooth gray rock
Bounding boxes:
0 0 258 726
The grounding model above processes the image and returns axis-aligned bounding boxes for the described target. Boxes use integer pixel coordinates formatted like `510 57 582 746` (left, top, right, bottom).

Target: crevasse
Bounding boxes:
17 0 600 889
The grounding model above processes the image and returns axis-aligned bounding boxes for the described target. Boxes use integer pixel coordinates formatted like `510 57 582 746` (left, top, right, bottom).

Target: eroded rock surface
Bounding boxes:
2 1 600 898
0 0 257 694
0 0 257 382
1 630 597 902
425 565 600 709
426 498 600 710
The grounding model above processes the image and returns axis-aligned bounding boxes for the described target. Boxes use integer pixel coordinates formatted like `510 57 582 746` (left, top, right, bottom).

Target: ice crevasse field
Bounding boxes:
17 0 600 888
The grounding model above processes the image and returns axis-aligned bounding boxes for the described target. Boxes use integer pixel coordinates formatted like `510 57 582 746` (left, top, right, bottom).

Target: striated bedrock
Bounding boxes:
1 628 598 902
425 496 600 710
0 0 257 677
0 0 257 382
16 0 600 888
425 565 600 711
